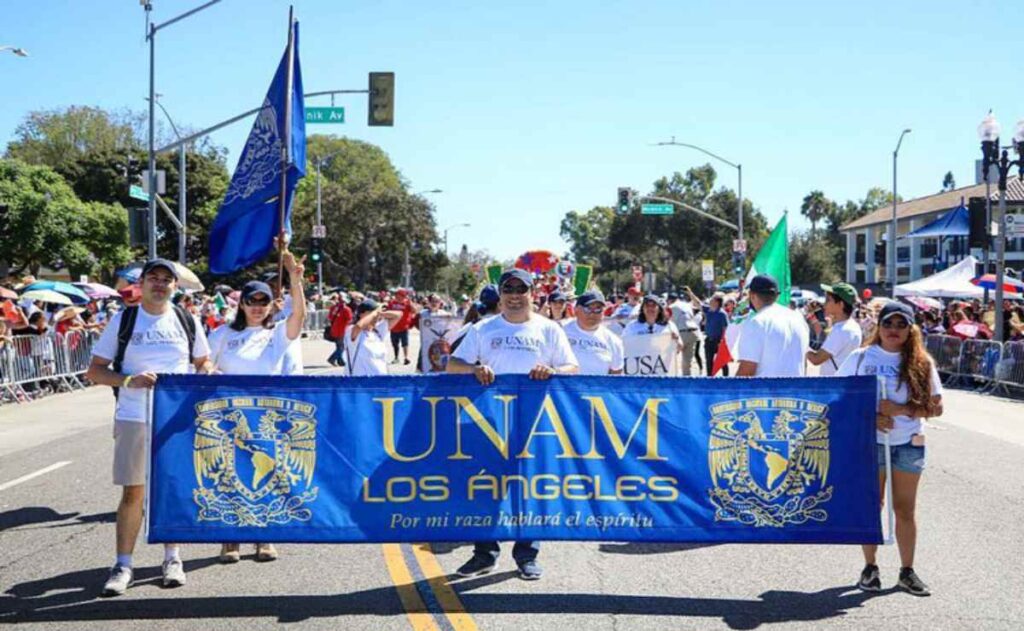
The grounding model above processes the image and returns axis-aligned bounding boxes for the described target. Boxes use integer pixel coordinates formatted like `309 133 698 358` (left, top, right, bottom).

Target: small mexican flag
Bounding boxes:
572 264 593 296
712 214 790 376
486 264 503 286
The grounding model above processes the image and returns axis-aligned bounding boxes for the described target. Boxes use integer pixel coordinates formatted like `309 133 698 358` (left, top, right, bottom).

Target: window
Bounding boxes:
855 233 866 264
855 270 866 284
897 246 910 263
920 240 937 258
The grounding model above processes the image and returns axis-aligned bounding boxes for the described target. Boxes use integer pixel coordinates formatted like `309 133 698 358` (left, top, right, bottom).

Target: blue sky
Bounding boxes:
3 0 1022 260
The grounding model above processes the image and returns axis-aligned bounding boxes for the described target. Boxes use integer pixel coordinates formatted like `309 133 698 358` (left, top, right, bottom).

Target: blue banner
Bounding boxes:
147 375 881 544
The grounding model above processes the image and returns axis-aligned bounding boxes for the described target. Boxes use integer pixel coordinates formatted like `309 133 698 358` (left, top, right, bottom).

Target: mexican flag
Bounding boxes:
711 214 790 375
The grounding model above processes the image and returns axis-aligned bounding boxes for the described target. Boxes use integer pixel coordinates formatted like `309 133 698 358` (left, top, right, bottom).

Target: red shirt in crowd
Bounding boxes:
328 302 353 339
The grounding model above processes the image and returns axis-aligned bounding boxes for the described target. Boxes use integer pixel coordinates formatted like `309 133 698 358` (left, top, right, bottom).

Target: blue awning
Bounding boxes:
900 205 969 239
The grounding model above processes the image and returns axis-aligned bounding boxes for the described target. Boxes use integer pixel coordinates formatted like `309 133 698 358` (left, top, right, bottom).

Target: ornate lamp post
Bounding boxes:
977 111 1024 342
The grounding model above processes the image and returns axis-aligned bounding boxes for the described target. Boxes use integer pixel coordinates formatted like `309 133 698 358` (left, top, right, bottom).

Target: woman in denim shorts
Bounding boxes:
837 301 943 596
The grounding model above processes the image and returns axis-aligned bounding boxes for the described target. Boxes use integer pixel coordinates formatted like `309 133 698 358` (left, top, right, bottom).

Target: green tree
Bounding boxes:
560 206 615 265
789 231 841 286
0 159 130 280
800 190 835 237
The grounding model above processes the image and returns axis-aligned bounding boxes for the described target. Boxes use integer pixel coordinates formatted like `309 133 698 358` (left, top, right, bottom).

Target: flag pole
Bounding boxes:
276 5 296 297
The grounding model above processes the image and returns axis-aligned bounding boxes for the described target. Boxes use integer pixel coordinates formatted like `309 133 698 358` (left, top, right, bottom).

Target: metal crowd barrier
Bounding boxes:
301 309 329 339
0 331 98 405
924 333 1024 395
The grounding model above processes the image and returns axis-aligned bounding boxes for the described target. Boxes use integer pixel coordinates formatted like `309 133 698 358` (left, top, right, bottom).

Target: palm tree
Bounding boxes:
800 190 833 237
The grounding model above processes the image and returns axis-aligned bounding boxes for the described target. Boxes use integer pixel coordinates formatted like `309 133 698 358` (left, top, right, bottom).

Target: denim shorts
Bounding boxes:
877 443 926 474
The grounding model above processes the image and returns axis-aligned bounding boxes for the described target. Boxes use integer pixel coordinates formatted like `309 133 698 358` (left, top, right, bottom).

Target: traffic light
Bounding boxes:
874 242 886 264
368 72 395 127
309 236 324 264
732 252 745 275
616 187 632 215
968 196 989 249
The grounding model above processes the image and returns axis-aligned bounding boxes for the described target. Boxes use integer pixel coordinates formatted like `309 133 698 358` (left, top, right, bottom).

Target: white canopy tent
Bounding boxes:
894 256 983 298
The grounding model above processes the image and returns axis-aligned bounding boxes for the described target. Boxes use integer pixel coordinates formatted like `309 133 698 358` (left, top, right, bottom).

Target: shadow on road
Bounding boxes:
3 558 897 629
0 508 116 533
597 542 720 555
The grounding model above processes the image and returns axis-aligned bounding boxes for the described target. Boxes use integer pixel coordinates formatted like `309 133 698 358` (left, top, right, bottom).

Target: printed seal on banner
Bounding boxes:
707 398 832 527
192 396 318 527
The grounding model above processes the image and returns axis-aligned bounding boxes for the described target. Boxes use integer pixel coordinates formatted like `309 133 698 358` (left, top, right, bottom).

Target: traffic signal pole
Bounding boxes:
315 159 324 298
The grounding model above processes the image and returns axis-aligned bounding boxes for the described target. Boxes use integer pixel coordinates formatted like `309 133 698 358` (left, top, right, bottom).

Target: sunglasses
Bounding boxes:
501 284 530 295
580 303 605 314
881 318 910 330
244 296 271 307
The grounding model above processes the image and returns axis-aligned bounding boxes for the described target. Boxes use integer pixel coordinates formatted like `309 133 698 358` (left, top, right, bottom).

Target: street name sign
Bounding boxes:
641 203 674 215
306 107 346 124
129 185 150 202
312 225 327 238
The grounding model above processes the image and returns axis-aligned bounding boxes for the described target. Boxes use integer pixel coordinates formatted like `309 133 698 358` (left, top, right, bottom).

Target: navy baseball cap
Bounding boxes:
548 290 568 303
749 274 779 294
667 292 679 300
879 300 914 324
576 290 606 307
241 280 273 301
479 284 500 307
356 298 380 315
141 258 179 279
498 269 533 287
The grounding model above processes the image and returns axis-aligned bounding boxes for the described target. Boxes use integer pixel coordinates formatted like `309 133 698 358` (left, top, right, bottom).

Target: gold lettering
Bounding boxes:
449 395 515 459
648 476 679 502
419 476 450 501
531 474 561 500
361 477 385 503
377 397 437 462
516 395 583 458
615 475 647 501
581 396 668 461
501 474 529 499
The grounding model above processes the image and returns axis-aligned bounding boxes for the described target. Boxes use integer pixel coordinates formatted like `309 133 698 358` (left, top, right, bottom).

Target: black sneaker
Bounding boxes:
857 564 881 592
455 554 496 577
404 358 411 365
517 560 542 581
898 567 930 596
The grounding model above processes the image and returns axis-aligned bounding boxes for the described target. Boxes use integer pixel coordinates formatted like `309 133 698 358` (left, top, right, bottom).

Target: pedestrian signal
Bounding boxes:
309 236 324 264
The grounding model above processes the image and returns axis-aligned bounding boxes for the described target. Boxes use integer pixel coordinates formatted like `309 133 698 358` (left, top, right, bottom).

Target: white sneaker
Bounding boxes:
162 558 186 588
101 564 133 597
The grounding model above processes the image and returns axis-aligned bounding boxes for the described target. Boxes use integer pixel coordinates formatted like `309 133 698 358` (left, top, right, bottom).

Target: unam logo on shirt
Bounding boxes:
131 329 187 346
571 338 609 352
491 335 542 353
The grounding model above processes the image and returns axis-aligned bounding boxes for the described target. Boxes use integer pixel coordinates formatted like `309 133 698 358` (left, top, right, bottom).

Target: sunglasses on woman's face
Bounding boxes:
244 297 271 307
501 283 530 295
881 318 910 330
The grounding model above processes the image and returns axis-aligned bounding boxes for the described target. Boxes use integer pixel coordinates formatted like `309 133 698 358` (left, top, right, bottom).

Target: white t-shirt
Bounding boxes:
621 320 680 339
345 320 390 376
819 317 863 377
837 345 943 445
452 314 577 375
563 320 625 375
735 303 810 377
92 307 211 422
209 321 296 376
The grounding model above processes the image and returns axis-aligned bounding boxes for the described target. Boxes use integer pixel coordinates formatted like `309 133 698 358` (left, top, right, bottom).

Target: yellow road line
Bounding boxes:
412 543 479 631
381 544 441 631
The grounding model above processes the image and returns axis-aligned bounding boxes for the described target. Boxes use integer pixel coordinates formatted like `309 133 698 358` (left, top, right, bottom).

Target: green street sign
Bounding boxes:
305 107 346 124
641 203 673 215
129 184 150 202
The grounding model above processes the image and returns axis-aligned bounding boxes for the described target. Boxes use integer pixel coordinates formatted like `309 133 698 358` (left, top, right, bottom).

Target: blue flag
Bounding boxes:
209 21 306 274
148 374 882 545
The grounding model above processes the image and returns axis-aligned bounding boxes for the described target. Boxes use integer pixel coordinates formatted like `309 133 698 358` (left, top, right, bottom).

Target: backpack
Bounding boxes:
112 304 196 398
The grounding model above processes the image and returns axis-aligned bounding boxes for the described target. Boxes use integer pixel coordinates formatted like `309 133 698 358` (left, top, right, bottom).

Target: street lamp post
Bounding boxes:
891 129 911 297
313 153 344 298
654 137 744 242
443 223 470 258
143 0 222 259
978 111 1024 343
148 94 188 263
0 46 29 57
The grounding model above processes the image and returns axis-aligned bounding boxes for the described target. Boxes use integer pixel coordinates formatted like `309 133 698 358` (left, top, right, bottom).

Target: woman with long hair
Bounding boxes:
207 248 306 564
621 294 683 373
345 299 403 377
837 301 943 596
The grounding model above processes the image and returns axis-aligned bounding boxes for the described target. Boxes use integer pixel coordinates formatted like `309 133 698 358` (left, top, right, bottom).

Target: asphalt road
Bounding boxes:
2 335 1023 630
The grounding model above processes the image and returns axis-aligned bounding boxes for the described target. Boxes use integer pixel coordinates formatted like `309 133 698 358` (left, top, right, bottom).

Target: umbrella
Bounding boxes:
72 282 119 300
215 284 234 295
971 274 1024 294
719 279 740 291
116 262 204 292
952 322 981 338
905 296 942 311
20 289 73 305
0 287 17 300
22 280 90 304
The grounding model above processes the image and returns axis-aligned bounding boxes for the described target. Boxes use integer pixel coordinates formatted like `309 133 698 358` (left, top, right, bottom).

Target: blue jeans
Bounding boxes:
474 540 539 564
877 443 926 474
327 338 345 366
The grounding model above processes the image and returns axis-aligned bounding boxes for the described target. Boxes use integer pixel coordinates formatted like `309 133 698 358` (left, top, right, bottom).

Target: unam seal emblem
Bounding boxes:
192 396 318 527
707 398 832 527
